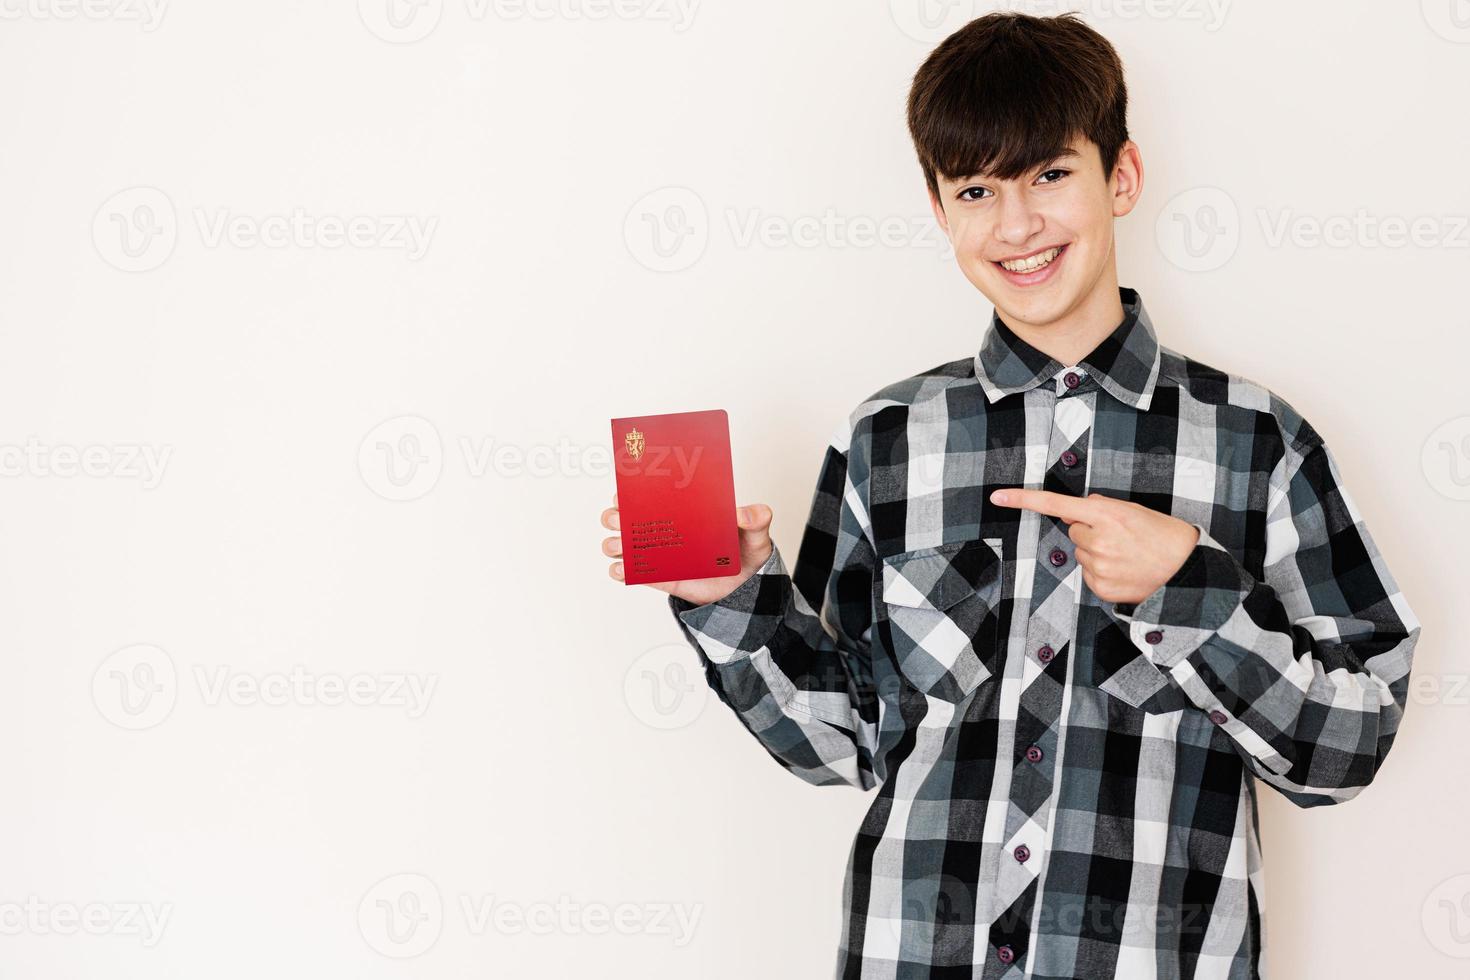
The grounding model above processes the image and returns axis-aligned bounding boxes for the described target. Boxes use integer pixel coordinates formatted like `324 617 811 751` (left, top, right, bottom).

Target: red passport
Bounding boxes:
610 409 741 586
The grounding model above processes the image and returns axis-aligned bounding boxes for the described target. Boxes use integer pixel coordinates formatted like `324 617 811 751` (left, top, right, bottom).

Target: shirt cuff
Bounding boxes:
667 545 787 664
1106 523 1252 669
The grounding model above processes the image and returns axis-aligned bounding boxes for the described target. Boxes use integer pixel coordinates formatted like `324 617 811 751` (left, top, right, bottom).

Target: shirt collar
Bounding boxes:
974 286 1162 411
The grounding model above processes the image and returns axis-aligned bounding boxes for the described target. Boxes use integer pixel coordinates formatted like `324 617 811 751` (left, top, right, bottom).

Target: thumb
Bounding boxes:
736 503 773 536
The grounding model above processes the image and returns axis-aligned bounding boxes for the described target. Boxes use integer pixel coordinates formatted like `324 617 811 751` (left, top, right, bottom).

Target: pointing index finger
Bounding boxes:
990 488 1096 525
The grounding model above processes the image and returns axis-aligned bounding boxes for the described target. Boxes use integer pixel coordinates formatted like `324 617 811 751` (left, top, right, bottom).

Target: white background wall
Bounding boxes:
1 1 1466 976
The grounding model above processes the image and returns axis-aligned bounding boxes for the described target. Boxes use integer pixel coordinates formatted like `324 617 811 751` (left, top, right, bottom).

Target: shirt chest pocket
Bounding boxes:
877 536 1005 703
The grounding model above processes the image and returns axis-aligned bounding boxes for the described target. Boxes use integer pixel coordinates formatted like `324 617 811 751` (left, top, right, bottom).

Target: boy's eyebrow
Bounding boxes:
959 149 1083 182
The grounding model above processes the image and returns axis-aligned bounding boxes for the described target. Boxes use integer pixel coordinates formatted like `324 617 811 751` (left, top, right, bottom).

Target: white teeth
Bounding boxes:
1000 246 1062 273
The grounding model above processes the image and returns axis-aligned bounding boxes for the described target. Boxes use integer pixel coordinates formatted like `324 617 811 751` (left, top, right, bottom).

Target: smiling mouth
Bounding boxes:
994 244 1067 273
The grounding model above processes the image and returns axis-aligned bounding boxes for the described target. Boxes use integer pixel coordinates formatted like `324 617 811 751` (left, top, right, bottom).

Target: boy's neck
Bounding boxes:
996 275 1128 369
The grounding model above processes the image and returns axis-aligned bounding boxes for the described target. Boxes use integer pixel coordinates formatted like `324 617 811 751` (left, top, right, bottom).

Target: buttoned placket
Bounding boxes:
987 365 1096 972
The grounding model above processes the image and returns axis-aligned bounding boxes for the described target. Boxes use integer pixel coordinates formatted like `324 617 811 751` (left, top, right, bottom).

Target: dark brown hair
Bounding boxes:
906 12 1129 201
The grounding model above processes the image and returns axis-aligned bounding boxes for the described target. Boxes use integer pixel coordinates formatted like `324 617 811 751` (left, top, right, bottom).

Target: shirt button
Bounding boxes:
1063 371 1081 389
1013 844 1031 863
1037 645 1055 664
1049 548 1067 567
1209 709 1229 725
997 945 1016 964
1060 449 1078 467
1145 629 1164 644
1025 745 1044 763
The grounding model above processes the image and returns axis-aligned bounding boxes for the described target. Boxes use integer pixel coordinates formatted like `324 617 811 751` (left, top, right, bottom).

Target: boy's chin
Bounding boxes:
968 270 1072 324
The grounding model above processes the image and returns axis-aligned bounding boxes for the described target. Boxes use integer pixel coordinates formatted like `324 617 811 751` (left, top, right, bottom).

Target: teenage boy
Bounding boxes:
600 12 1419 978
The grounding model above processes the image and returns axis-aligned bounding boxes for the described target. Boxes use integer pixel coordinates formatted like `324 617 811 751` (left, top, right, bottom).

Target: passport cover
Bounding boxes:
610 408 741 586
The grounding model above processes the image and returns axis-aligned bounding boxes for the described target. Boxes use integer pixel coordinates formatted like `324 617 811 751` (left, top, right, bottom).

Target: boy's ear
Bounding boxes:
1111 139 1144 218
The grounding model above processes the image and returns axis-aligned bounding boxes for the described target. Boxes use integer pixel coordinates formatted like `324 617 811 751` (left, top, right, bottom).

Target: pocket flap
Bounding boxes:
1098 654 1172 709
1092 617 1186 712
881 537 1002 611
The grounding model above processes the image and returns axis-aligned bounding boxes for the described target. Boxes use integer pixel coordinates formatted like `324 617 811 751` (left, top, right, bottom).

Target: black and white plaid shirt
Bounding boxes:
668 286 1421 979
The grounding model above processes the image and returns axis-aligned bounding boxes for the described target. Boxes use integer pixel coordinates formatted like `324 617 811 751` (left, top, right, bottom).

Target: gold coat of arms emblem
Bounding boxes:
625 426 645 461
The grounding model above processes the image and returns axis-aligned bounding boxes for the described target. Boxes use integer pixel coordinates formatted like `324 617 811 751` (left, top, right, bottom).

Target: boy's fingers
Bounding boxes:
602 535 622 557
601 506 620 531
737 503 773 531
990 488 1097 525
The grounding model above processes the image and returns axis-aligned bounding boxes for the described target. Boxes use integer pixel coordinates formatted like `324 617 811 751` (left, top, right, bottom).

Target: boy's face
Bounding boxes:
928 137 1142 331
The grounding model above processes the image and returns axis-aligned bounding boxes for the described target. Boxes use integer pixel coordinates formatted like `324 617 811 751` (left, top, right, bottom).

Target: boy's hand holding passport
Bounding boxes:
602 408 772 606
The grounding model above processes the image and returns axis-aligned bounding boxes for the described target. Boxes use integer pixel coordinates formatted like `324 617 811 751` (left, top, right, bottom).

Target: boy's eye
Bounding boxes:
956 168 1068 201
